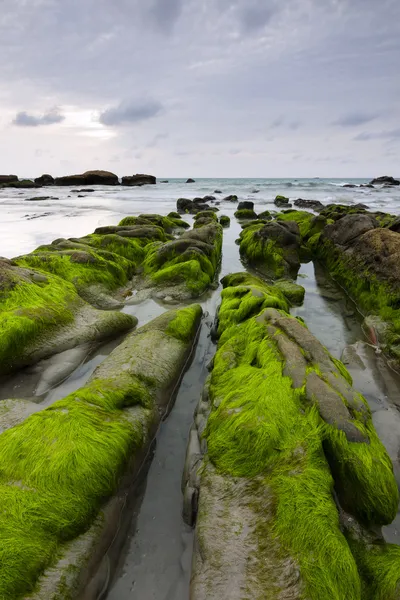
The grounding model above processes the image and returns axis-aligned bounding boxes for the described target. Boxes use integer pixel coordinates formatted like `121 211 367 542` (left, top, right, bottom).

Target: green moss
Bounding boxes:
166 304 202 342
331 356 353 385
239 224 287 278
79 233 145 264
203 277 399 598
277 210 314 238
0 265 78 373
167 211 181 219
219 215 230 227
143 223 223 297
347 536 400 600
118 213 189 232
16 249 134 295
274 280 305 305
205 316 362 599
194 211 218 222
234 208 258 220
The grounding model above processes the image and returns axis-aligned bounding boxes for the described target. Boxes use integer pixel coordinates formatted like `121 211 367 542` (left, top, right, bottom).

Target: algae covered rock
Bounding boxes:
219 215 230 227
184 273 399 600
0 258 136 375
234 208 258 220
121 174 156 186
140 221 223 301
274 194 292 207
239 219 301 278
0 305 202 600
55 170 119 186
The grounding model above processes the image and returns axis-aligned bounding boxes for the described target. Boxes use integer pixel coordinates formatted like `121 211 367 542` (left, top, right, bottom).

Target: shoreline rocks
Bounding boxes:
55 170 119 186
370 175 400 186
121 174 156 186
183 273 399 599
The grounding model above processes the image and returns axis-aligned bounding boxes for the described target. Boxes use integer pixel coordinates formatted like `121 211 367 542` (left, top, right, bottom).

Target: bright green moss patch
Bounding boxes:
78 233 145 264
0 262 78 373
234 208 258 220
194 211 218 222
118 213 189 232
166 304 202 342
143 223 223 297
239 224 287 278
203 275 399 598
274 279 305 305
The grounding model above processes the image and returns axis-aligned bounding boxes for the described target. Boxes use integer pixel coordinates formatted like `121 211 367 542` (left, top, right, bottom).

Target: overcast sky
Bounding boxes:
0 0 399 178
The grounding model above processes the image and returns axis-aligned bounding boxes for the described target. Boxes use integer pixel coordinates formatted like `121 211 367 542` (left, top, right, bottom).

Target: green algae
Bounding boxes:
219 215 230 227
203 275 399 598
274 279 305 305
118 213 189 232
194 211 218 222
143 223 223 297
166 304 203 342
78 233 145 264
239 224 287 278
234 208 258 220
0 264 78 373
0 306 201 599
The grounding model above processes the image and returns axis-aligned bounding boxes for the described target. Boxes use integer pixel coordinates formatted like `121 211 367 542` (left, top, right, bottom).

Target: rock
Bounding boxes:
251 189 260 193
121 174 156 186
55 170 119 186
294 198 324 211
370 175 400 186
34 174 54 186
223 195 238 202
322 214 378 247
187 276 399 599
0 175 18 184
25 196 51 202
0 179 39 189
160 180 169 183
274 280 305 305
237 201 254 211
274 194 291 207
203 195 216 202
219 215 230 227
360 183 374 188
343 183 357 188
234 209 258 220
176 197 214 214
186 178 195 183
257 210 272 220
214 190 222 194
72 189 95 193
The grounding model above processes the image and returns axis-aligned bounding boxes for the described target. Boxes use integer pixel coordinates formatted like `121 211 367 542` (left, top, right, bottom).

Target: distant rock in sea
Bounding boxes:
370 175 400 186
121 174 156 186
34 174 54 186
55 170 119 186
186 178 195 183
0 175 18 184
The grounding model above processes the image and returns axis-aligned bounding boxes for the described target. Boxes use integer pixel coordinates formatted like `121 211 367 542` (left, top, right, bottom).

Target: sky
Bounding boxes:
0 0 399 178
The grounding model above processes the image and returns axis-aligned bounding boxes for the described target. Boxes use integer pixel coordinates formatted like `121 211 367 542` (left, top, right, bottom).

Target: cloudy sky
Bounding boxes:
0 0 399 178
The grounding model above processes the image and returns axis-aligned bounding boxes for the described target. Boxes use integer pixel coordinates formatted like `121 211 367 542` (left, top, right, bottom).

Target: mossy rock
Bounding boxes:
239 220 301 279
274 279 305 305
234 208 258 220
195 276 399 599
219 215 230 227
0 305 202 599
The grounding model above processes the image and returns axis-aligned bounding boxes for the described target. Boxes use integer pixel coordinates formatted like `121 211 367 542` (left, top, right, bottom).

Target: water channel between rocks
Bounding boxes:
1 214 400 598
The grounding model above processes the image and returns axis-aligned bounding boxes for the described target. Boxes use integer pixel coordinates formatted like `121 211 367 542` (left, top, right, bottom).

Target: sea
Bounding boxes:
1 177 400 258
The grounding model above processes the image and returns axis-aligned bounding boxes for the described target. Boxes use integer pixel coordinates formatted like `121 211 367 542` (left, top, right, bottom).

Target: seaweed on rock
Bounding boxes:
0 306 202 599
189 273 399 599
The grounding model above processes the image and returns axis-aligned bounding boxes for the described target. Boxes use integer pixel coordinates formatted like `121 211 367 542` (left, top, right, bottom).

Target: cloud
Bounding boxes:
354 128 400 141
240 2 278 33
12 108 65 127
99 100 163 126
333 112 379 127
148 0 183 32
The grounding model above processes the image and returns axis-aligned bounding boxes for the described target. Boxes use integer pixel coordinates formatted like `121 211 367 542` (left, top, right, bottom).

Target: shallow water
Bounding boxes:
1 183 400 596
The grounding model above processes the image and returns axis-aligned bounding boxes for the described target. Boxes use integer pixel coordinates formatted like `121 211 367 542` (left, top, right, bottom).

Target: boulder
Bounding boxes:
322 214 378 247
214 190 222 194
343 183 357 188
34 174 54 186
293 198 324 211
223 195 238 202
237 201 254 211
121 174 156 186
0 175 18 184
370 175 400 186
185 275 398 599
55 170 119 186
0 179 39 188
186 178 195 183
274 194 292 207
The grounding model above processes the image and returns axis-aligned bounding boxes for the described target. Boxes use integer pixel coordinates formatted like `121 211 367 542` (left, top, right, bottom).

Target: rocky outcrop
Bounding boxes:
34 174 54 186
176 197 216 214
274 194 292 207
183 273 399 600
0 179 39 188
223 194 238 202
55 170 119 186
137 220 223 302
0 175 18 185
370 175 400 186
239 218 302 278
0 258 135 376
186 178 195 183
294 198 324 211
121 174 156 186
0 305 202 600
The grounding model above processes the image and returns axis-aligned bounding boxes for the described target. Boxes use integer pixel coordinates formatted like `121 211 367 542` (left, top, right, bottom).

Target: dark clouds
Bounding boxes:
12 109 65 127
0 0 399 176
99 100 163 126
333 113 379 127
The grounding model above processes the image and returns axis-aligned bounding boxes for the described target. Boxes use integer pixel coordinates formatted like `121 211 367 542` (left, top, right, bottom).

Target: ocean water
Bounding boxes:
1 177 400 258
